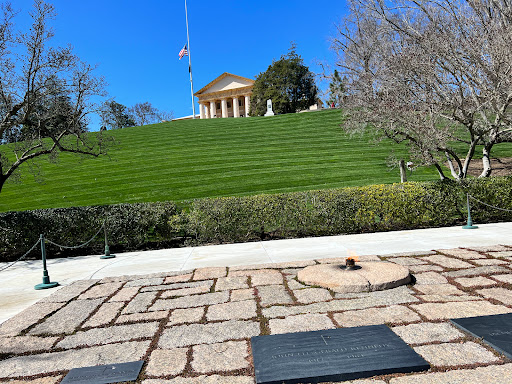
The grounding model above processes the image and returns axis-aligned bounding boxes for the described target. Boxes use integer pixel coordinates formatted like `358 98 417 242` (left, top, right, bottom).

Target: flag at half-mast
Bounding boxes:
179 44 188 60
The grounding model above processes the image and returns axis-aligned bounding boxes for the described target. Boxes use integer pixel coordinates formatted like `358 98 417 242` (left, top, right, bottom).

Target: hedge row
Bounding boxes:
1 177 511 262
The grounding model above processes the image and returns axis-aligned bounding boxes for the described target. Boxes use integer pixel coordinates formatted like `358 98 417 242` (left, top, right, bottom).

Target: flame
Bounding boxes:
346 249 359 262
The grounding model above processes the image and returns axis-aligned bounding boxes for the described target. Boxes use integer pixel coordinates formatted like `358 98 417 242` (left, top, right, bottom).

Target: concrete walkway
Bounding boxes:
1 221 510 324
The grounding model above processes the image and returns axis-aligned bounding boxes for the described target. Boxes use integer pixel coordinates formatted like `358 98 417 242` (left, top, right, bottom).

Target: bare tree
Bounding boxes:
0 0 109 193
332 0 512 179
129 102 158 126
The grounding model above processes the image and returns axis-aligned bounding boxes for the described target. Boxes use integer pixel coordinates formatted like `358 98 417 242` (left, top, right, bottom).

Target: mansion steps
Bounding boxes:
194 73 254 119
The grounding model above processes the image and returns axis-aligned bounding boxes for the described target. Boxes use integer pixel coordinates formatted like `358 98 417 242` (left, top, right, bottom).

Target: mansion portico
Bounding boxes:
194 73 254 119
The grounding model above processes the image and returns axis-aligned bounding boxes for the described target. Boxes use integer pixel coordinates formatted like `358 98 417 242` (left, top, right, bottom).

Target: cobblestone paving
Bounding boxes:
2 244 512 382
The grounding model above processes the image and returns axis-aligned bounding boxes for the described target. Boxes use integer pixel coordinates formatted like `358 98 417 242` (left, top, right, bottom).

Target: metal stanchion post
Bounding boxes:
34 234 59 290
462 194 478 229
100 224 115 259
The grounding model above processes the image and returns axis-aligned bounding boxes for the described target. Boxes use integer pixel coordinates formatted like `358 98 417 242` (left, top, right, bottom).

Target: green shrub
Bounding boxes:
1 177 511 262
0 202 180 261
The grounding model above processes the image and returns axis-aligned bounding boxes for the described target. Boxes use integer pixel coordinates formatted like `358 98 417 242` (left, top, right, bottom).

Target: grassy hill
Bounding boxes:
1 108 510 212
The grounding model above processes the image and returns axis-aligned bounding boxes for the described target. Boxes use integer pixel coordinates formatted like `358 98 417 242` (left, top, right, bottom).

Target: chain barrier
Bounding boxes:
468 194 512 213
0 238 41 272
45 224 105 250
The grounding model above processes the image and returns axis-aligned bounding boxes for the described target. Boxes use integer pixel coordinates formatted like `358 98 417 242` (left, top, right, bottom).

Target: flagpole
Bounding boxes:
185 0 196 119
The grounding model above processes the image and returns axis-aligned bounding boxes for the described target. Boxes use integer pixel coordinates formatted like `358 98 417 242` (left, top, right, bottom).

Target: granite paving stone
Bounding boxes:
411 301 512 320
414 341 498 366
282 268 301 276
77 282 123 299
230 260 315 271
215 276 249 291
414 284 466 295
391 322 464 344
142 376 255 384
191 340 249 373
438 248 486 259
0 335 59 354
151 291 230 311
389 363 512 383
413 272 448 285
100 275 132 283
206 300 257 321
167 307 205 326
122 291 158 314
250 271 284 286
193 267 227 280
230 269 283 286
29 298 104 335
264 287 419 318
230 288 256 302
454 276 497 287
382 251 436 257
492 274 512 284
0 302 65 337
293 288 333 304
82 301 124 328
116 310 169 324
158 320 260 348
108 287 139 302
0 340 151 378
56 322 160 349
417 294 482 302
1 377 63 384
287 278 307 290
164 273 193 284
37 280 100 303
442 265 509 277
473 258 509 265
407 264 444 273
333 305 420 327
477 287 512 305
421 254 474 269
141 280 214 292
269 313 335 334
488 250 512 258
469 245 511 252
125 277 165 287
145 348 188 377
386 257 427 266
256 284 293 306
160 285 211 298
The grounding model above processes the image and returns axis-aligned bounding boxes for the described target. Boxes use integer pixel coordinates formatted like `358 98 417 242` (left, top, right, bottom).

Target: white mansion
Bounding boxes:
194 73 254 119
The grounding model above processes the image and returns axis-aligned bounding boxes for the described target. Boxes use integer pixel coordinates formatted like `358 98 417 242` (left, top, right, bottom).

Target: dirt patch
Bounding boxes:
465 157 512 177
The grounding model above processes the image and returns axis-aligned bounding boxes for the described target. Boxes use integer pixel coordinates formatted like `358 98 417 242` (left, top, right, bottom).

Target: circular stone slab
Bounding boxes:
297 262 411 293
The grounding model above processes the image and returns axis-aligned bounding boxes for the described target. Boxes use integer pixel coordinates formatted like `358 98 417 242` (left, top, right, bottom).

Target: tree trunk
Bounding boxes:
434 163 447 180
399 159 407 182
0 175 6 194
479 143 493 177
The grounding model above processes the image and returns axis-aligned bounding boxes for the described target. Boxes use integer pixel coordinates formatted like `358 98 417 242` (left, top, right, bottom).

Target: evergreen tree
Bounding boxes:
327 70 346 108
250 45 318 116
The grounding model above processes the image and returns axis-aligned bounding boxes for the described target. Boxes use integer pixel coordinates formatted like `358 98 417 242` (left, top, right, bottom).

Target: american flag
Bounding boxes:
179 44 188 60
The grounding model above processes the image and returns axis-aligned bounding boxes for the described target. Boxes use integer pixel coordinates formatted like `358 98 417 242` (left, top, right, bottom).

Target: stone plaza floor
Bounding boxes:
1 244 512 383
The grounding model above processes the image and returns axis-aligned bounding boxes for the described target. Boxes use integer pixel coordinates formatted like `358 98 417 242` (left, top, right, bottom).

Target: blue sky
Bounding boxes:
15 0 348 128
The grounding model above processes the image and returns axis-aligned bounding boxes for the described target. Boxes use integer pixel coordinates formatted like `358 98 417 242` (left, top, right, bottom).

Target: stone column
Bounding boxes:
233 97 240 118
199 103 205 119
210 101 216 118
221 99 228 118
244 95 250 117
205 103 210 119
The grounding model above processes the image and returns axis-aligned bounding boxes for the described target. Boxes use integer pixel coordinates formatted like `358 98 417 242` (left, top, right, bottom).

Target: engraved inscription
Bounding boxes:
271 344 391 360
489 330 512 337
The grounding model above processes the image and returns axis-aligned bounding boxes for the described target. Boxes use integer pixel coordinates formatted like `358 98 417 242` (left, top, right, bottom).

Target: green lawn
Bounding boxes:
1 108 509 212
